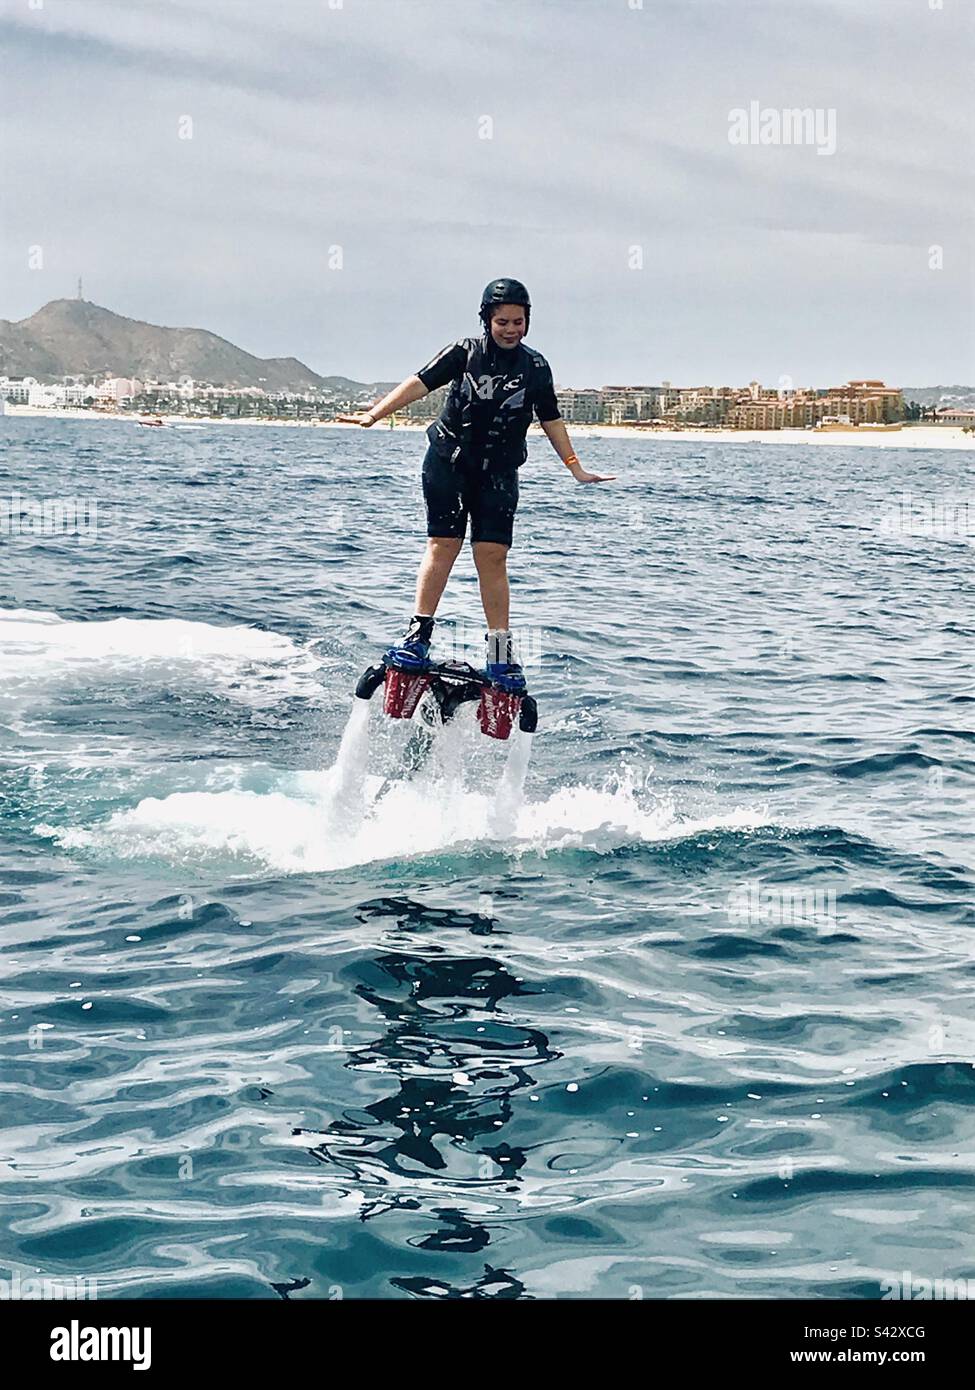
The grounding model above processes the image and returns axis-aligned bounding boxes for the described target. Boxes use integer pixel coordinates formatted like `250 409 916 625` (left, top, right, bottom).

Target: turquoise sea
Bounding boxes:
1 417 973 1299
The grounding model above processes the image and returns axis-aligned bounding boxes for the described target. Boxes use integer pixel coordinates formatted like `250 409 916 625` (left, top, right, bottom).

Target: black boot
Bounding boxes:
386 614 434 665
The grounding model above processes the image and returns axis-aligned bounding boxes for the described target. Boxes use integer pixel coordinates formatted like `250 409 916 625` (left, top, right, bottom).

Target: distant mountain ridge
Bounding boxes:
0 299 388 395
901 385 975 407
1 301 968 404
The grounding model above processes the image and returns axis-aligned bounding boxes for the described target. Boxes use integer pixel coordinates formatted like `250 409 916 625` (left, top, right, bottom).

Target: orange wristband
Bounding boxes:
563 452 580 468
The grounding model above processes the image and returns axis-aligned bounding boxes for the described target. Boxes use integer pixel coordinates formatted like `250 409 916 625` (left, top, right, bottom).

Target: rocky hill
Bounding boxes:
0 299 354 393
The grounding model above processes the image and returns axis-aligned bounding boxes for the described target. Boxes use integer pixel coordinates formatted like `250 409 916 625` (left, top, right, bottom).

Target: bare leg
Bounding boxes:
414 536 463 616
472 542 510 630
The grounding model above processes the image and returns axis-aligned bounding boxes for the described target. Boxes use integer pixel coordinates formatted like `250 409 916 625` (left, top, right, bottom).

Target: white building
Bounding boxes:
96 377 143 403
23 382 95 407
28 383 67 407
0 376 36 403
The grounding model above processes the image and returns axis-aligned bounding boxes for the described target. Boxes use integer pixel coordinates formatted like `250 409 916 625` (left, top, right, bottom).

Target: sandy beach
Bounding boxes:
4 404 973 450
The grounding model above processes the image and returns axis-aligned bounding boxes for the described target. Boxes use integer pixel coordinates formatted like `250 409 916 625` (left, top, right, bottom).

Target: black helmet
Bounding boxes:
479 277 531 331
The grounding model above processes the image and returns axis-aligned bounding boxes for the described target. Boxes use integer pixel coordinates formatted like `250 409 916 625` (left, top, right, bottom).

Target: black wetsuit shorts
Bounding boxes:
422 446 519 547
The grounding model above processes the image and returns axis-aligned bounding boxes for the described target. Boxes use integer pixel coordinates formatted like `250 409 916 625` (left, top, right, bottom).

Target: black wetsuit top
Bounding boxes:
416 337 561 467
413 338 561 547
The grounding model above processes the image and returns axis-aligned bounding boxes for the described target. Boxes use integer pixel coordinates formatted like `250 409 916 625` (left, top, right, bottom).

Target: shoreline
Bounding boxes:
4 404 973 450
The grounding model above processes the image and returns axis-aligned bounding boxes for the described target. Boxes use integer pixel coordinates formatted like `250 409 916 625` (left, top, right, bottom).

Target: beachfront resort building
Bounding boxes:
3 369 913 432
0 376 36 402
554 380 905 429
96 377 143 403
933 407 975 427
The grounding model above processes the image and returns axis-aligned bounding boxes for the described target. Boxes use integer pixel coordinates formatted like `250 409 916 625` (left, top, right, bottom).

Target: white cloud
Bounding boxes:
1 0 971 383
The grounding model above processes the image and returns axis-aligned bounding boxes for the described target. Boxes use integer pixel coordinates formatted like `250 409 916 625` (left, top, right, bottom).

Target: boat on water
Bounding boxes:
137 417 166 428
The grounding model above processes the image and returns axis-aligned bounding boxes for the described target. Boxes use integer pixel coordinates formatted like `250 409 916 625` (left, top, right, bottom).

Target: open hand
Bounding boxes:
572 467 615 483
335 411 376 426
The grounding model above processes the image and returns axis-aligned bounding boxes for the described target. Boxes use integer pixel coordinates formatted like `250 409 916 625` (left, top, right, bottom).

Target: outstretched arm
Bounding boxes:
540 418 615 483
337 375 429 426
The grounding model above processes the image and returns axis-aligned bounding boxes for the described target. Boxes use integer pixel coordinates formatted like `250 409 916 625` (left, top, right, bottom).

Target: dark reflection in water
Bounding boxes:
271 1276 312 1300
297 894 559 1296
391 1263 528 1300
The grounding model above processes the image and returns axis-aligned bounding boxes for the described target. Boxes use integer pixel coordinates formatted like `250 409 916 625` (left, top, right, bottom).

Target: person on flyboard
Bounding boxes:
339 278 614 737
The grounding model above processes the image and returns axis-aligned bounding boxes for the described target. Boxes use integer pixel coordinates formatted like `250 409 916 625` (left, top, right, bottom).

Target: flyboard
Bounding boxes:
338 644 537 823
355 648 538 741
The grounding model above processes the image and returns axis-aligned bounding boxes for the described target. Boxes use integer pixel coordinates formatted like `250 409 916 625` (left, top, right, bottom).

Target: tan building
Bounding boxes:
600 386 663 424
556 388 604 423
933 407 975 427
674 386 737 425
729 380 904 429
729 398 816 429
821 381 905 422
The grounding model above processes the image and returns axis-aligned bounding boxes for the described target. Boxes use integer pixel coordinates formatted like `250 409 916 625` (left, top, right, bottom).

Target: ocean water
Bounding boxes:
1 416 973 1300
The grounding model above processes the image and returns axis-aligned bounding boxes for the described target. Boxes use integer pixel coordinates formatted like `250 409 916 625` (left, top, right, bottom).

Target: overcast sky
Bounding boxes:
1 0 972 386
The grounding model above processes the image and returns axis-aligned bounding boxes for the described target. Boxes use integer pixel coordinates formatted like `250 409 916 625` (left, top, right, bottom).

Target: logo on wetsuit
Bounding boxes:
472 373 524 401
